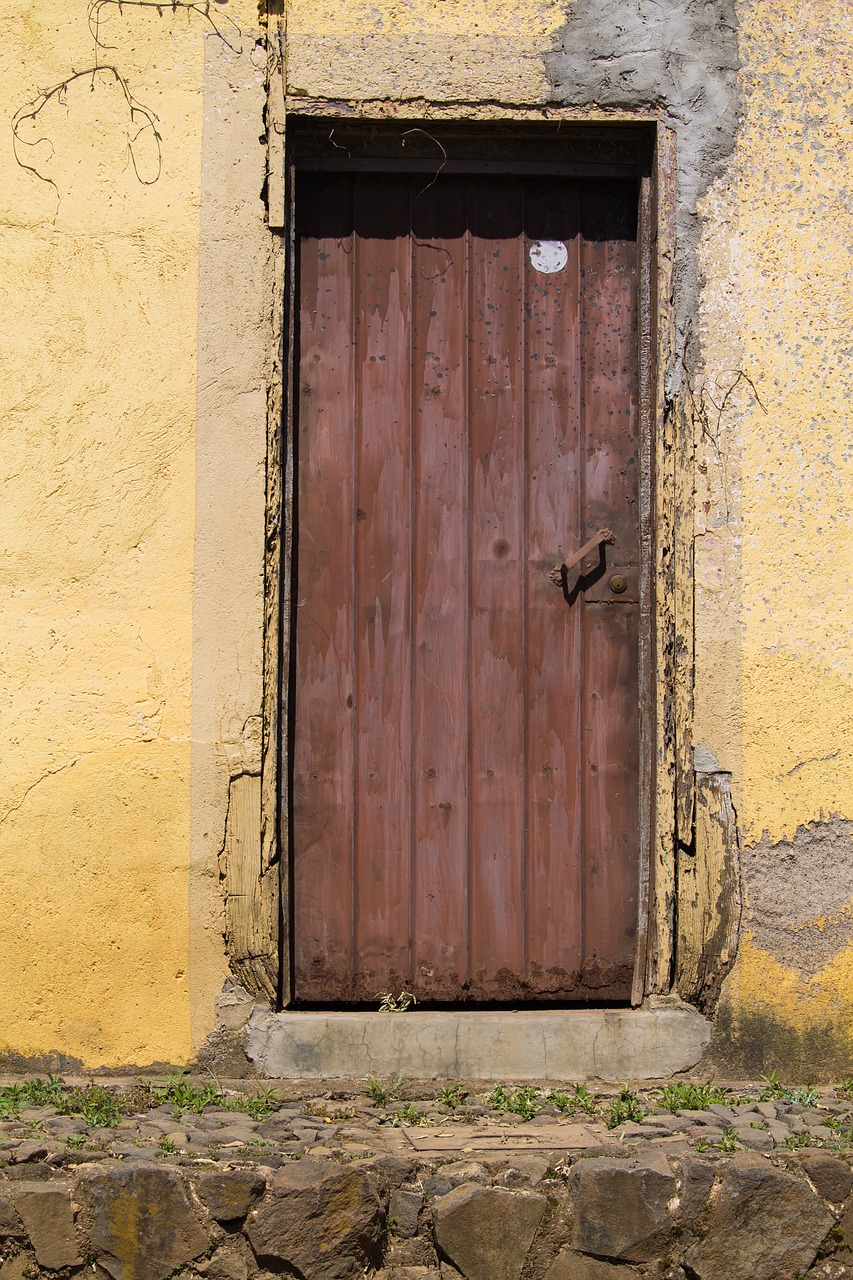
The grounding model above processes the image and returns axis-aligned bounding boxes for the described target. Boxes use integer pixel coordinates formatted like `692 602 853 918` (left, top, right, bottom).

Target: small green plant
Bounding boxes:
759 1070 787 1101
837 1075 853 1099
436 1084 468 1111
0 1075 66 1118
694 1137 709 1153
65 1133 87 1150
787 1086 818 1107
657 1081 730 1113
387 1102 429 1127
156 1136 179 1157
784 1131 815 1150
378 990 417 1013
364 1076 401 1108
758 1071 819 1106
546 1083 598 1116
605 1086 645 1129
225 1085 282 1122
712 1127 742 1153
69 1085 124 1129
829 1127 853 1150
153 1070 222 1116
487 1084 540 1121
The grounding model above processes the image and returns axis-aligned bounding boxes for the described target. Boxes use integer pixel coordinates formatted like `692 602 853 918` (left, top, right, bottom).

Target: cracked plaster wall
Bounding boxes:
1 0 851 1073
697 0 853 1076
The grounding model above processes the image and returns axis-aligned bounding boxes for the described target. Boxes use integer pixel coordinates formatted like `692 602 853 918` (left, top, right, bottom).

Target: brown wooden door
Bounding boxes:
292 170 640 1004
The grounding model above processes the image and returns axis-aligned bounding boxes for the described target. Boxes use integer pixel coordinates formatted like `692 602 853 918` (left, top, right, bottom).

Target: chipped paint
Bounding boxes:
697 0 853 1072
0 0 851 1071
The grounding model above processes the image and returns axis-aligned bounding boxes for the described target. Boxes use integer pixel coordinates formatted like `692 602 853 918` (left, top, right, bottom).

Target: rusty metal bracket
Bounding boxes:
549 528 614 587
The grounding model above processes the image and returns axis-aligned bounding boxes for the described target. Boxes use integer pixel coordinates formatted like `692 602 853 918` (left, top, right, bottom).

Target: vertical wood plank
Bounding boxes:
292 174 355 998
468 178 525 994
352 175 413 994
651 125 679 993
411 178 470 996
522 179 585 990
582 605 640 994
580 181 640 994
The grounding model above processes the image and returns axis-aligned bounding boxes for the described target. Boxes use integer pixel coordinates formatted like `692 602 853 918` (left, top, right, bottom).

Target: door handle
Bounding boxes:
548 529 614 587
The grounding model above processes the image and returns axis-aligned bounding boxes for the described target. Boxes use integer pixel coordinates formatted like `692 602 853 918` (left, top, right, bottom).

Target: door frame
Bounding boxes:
263 113 685 1009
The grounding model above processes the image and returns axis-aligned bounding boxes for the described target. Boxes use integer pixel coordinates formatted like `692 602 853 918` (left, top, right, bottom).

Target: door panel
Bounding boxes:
293 171 640 1003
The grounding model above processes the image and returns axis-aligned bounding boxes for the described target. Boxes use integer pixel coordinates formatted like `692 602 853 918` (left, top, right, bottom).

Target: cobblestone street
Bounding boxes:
2 1075 853 1280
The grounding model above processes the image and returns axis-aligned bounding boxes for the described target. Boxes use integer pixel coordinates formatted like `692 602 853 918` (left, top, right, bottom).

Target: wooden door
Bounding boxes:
292 170 640 1004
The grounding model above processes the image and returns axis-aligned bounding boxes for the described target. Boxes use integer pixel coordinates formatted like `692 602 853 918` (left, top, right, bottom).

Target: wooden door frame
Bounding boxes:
263 113 684 1009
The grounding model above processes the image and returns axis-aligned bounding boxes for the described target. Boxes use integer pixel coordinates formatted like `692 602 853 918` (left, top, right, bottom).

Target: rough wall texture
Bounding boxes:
697 0 853 1077
1 0 851 1071
0 0 266 1067
546 0 739 351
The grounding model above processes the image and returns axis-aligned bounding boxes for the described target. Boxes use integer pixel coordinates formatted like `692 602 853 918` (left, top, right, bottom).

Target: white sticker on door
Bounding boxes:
528 239 568 274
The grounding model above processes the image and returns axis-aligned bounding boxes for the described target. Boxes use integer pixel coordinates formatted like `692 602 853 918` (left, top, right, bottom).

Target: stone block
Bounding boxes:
431 1184 546 1280
77 1163 209 1280
676 1158 715 1223
389 1189 423 1238
0 1193 25 1238
439 1162 488 1188
801 1155 853 1203
245 1156 384 1280
683 1159 833 1280
570 1159 676 1263
544 1252 638 1280
9 1182 82 1269
197 1246 250 1280
249 1008 711 1079
735 1127 774 1151
0 1253 35 1280
375 1269 440 1280
196 1171 265 1222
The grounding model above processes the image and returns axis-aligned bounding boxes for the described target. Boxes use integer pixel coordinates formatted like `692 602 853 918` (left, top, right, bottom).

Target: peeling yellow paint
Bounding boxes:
723 938 853 1059
698 0 853 1064
791 901 853 935
2 0 853 1071
733 0 853 847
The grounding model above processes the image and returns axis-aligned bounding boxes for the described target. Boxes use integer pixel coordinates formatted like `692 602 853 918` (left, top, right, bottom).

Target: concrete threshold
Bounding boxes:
246 1002 711 1080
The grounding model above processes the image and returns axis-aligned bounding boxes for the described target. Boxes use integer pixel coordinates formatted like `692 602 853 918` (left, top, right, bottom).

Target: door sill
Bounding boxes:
246 1003 710 1080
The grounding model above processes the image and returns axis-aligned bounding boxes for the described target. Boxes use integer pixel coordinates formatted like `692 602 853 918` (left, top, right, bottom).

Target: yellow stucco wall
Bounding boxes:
737 0 853 844
0 0 263 1067
697 0 853 1073
1 0 851 1072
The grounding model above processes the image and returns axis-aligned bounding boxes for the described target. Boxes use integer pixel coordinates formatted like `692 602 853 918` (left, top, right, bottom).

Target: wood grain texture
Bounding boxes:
222 774 279 1001
649 126 679 994
676 771 741 1013
292 172 641 1003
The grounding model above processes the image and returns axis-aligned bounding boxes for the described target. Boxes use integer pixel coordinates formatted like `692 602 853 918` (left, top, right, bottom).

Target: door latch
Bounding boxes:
548 529 615 587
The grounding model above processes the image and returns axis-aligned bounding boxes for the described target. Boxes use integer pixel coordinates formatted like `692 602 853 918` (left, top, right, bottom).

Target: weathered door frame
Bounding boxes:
260 112 685 1010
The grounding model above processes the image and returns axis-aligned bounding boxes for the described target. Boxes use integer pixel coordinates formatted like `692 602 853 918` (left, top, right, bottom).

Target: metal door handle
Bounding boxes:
548 529 614 587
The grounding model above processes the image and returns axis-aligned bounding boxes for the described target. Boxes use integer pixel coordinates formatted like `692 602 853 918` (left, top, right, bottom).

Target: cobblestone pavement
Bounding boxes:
3 1077 853 1280
1 1075 852 1171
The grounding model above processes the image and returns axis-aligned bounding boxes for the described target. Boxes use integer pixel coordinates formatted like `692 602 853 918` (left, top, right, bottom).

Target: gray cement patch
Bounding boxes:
742 818 853 975
245 1007 711 1080
546 0 739 367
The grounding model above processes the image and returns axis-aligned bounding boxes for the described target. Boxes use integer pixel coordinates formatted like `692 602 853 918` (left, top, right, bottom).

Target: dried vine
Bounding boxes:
12 0 244 197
